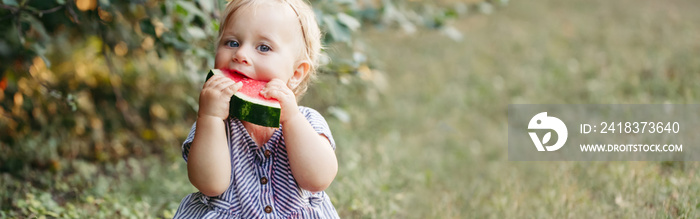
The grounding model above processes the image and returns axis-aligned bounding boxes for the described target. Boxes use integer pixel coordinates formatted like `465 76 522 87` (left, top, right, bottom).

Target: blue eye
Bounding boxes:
257 45 271 52
226 40 239 48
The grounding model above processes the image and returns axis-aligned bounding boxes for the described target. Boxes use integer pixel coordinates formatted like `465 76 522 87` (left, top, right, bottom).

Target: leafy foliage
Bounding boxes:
0 0 501 170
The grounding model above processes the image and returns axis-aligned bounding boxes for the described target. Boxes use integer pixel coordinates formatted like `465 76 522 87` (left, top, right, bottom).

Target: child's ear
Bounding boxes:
289 60 310 88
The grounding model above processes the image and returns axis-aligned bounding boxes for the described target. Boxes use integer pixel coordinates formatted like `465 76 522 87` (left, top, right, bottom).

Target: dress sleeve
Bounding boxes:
300 107 336 151
182 122 197 162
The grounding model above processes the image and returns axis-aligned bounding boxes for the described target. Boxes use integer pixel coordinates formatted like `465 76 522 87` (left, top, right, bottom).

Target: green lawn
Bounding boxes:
322 0 700 217
3 0 700 218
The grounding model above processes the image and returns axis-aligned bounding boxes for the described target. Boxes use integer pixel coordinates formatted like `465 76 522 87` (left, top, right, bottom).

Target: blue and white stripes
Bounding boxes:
175 106 339 218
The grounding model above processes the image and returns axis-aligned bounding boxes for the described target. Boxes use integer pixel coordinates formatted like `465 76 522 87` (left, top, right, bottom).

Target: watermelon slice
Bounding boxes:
206 69 281 127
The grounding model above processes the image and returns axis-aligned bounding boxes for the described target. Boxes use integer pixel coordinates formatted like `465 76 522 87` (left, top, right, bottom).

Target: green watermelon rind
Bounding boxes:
207 69 281 127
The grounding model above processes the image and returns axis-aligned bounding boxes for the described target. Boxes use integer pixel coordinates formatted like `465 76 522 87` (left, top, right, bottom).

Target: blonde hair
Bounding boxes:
217 0 323 99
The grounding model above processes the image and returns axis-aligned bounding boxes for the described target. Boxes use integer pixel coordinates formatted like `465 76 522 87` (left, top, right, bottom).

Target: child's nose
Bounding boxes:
233 48 250 65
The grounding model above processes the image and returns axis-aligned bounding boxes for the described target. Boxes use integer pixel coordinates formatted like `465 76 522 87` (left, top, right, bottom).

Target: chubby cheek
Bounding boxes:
214 49 229 69
259 60 293 81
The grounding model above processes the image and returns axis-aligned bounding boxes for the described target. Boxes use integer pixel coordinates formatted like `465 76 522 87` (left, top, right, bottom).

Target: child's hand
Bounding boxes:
261 78 300 125
198 75 243 120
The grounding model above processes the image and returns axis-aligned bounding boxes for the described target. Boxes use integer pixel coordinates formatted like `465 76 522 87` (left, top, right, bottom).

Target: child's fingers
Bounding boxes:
262 86 293 100
204 75 231 88
262 89 281 99
215 80 237 92
260 79 297 104
203 75 223 88
264 79 286 88
262 79 291 93
205 75 225 84
222 82 243 96
215 81 237 99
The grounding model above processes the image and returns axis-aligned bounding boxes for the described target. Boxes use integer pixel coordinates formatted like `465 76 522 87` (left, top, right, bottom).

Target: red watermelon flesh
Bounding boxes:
206 69 281 127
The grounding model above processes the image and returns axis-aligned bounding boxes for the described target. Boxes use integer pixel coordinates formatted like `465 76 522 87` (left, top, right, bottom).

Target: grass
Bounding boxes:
320 0 700 217
3 0 700 217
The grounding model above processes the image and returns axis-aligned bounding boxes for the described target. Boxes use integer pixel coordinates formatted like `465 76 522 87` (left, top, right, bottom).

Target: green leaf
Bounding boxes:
211 19 219 32
175 4 189 17
2 0 19 6
140 19 156 36
33 44 51 67
336 12 360 31
323 15 351 43
21 13 50 40
196 0 213 14
444 8 458 18
176 1 206 21
66 94 77 111
55 0 65 4
161 32 190 50
186 26 206 39
313 8 323 26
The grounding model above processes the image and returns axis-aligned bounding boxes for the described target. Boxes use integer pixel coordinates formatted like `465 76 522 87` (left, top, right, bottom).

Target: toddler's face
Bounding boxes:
215 2 305 83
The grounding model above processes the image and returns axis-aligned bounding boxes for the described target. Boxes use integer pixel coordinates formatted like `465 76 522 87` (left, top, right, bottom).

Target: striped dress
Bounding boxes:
174 106 340 218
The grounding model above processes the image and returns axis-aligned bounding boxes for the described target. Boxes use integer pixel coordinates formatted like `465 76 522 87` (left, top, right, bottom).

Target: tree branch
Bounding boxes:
37 5 64 16
0 3 65 16
66 0 79 24
0 4 20 13
14 11 24 44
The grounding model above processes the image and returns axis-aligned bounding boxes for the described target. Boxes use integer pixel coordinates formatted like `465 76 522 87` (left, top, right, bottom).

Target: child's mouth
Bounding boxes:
231 69 251 79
